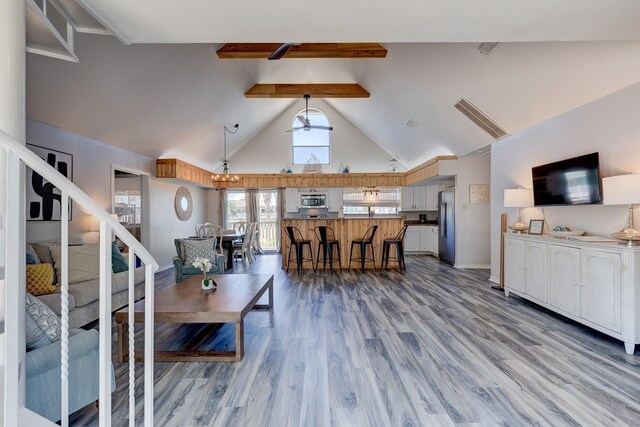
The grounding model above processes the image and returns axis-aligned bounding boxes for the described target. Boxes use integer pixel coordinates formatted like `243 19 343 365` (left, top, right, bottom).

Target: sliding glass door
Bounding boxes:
257 191 278 251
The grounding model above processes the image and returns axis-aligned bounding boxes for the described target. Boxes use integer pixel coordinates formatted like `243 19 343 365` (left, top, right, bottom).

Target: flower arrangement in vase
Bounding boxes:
192 257 215 290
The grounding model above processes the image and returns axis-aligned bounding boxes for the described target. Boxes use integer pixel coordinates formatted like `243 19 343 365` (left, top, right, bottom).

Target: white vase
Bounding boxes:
201 278 214 290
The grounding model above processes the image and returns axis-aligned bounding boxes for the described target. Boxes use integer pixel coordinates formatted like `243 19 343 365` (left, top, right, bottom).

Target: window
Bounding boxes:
292 109 330 165
342 187 400 216
225 191 246 228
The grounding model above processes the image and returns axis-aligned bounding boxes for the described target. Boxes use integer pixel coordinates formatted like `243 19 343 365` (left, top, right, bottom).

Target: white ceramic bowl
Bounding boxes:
549 229 586 238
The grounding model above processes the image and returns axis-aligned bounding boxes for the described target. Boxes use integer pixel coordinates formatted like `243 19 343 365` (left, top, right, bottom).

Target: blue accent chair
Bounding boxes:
173 238 226 283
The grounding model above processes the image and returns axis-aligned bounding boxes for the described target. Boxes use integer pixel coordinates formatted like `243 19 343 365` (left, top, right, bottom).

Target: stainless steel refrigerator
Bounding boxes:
438 189 455 265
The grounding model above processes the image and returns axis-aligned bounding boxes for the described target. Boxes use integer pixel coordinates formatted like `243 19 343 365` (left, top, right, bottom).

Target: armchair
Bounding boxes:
173 238 226 283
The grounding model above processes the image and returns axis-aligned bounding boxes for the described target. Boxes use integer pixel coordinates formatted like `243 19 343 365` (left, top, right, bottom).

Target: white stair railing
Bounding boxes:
1 128 158 426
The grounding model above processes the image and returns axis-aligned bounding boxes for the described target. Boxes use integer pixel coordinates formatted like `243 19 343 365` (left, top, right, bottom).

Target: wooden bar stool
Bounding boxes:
349 225 378 273
285 226 315 273
381 225 408 272
314 226 342 273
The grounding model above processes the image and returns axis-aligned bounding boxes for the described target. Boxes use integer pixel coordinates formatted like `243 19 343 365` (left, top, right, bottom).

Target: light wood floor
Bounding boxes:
71 254 640 426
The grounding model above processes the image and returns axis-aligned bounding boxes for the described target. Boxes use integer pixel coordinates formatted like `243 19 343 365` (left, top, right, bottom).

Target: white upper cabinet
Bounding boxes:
426 186 439 211
285 188 299 212
327 188 343 212
401 187 414 211
401 186 436 211
413 187 427 211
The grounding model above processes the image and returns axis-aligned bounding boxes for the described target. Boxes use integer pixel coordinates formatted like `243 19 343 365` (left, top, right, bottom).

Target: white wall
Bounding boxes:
148 179 207 270
490 82 640 282
227 99 400 173
439 156 491 268
25 120 207 270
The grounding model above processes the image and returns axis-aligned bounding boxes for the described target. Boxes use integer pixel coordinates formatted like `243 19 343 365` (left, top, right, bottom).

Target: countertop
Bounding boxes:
283 216 403 220
404 220 438 226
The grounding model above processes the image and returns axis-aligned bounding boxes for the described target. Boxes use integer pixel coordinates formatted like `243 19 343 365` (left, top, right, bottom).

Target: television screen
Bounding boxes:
532 153 602 206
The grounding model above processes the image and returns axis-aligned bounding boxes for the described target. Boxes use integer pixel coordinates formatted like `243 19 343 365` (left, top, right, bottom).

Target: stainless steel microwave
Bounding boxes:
300 193 327 208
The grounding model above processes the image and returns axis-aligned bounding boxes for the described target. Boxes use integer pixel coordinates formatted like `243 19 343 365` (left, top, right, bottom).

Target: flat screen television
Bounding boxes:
532 152 602 206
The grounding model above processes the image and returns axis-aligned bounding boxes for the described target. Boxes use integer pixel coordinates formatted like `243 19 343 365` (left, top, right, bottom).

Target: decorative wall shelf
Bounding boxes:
156 156 457 189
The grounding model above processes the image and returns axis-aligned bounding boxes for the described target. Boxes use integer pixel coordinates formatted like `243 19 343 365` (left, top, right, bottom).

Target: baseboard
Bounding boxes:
454 264 491 269
489 276 500 285
158 264 173 272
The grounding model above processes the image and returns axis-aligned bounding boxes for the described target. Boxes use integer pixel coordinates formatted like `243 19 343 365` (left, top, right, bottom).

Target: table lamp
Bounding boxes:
602 174 640 245
504 188 533 233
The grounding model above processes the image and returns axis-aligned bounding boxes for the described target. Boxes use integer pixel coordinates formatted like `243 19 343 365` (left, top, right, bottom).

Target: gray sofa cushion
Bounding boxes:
36 292 76 315
112 267 145 294
67 267 145 308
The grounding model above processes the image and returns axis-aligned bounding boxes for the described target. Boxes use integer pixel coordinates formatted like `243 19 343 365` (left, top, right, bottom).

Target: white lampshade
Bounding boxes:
504 188 533 208
602 174 640 205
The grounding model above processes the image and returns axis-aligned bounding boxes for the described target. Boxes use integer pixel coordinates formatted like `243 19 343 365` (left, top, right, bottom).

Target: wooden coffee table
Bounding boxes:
115 273 273 362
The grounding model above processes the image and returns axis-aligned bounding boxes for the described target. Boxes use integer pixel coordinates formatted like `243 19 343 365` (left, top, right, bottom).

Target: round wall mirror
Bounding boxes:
174 186 193 221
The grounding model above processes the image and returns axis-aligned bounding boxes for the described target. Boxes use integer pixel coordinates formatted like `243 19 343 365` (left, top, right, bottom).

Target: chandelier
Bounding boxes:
212 123 240 185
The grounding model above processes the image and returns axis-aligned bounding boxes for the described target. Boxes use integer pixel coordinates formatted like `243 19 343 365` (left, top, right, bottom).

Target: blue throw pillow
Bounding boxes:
112 241 129 274
26 252 37 264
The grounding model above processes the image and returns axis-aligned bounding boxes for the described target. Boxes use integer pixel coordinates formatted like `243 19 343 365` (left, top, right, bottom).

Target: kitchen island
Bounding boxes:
281 217 404 270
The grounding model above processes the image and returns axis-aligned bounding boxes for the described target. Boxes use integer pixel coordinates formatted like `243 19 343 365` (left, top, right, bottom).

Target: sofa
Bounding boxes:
30 241 145 329
173 238 226 283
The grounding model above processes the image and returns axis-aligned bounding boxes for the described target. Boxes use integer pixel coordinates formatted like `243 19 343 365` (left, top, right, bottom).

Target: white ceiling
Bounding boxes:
26 34 640 171
76 0 640 44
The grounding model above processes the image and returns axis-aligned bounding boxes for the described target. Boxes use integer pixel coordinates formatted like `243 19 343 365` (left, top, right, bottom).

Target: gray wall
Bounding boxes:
26 119 207 270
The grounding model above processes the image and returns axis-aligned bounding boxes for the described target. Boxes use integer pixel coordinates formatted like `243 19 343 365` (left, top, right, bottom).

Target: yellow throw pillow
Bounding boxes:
26 264 57 296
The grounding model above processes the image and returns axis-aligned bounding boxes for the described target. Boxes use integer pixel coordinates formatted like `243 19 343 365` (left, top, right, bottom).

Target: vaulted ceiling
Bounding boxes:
26 2 640 171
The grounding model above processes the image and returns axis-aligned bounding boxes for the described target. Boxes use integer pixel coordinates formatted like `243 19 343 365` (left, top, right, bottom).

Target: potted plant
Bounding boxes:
192 257 215 290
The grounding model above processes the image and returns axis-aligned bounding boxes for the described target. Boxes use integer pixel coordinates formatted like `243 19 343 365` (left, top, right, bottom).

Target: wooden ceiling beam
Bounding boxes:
245 83 370 98
217 43 387 59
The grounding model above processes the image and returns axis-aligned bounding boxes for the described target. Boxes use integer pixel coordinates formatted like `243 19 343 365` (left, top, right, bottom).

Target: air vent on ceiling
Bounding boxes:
405 118 418 129
454 98 509 140
477 42 501 56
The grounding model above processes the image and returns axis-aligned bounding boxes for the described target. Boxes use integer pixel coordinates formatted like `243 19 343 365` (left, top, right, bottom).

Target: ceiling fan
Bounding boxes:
287 95 334 133
268 43 302 60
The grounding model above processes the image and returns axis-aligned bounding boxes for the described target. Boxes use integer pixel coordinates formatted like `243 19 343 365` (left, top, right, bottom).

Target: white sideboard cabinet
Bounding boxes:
504 233 639 355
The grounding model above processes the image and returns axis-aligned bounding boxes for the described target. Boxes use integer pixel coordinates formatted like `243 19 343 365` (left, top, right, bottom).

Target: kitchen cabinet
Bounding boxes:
401 187 426 211
405 225 438 253
327 188 343 212
504 234 637 354
285 188 299 212
426 186 439 211
401 186 439 211
404 228 421 252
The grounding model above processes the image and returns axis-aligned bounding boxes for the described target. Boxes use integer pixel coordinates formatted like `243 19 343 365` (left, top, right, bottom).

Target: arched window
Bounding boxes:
292 109 330 165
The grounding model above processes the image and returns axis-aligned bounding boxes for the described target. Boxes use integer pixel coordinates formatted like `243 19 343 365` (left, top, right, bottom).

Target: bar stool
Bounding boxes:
381 225 408 272
314 226 342 273
349 225 378 273
285 226 315 273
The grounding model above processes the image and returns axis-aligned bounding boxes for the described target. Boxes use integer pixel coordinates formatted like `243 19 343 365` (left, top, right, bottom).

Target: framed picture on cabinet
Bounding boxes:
528 219 544 235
